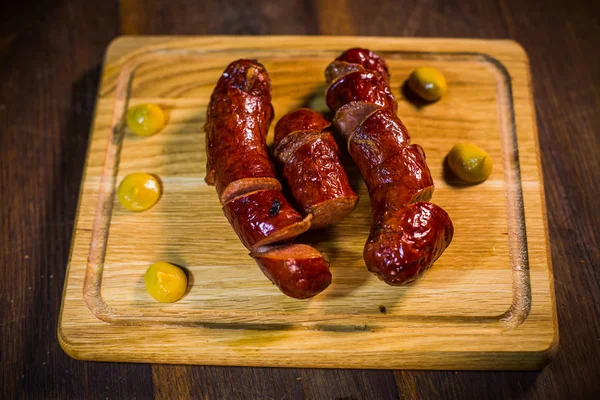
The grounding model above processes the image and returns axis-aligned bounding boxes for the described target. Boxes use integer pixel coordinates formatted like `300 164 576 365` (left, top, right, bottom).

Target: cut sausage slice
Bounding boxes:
283 133 358 229
223 189 312 251
350 144 434 200
334 48 391 82
274 108 330 145
333 101 381 141
345 108 432 205
347 108 411 149
251 244 332 299
325 61 366 85
326 71 397 113
274 109 358 229
274 131 322 164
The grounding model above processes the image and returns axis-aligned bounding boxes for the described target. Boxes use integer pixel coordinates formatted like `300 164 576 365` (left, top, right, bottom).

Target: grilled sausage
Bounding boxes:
325 49 453 285
325 48 391 84
204 59 281 204
251 244 332 299
222 189 311 251
205 60 333 298
326 71 397 114
274 109 358 229
364 202 453 285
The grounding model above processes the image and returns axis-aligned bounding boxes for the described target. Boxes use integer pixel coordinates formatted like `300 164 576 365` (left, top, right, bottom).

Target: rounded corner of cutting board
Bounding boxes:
57 317 83 361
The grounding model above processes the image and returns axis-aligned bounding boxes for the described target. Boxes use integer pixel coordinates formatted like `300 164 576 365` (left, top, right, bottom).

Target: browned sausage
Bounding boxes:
274 108 358 229
273 108 330 146
347 109 434 205
331 48 391 82
204 59 280 204
222 189 311 251
325 48 453 285
364 202 453 285
205 60 331 299
326 71 397 114
251 244 332 299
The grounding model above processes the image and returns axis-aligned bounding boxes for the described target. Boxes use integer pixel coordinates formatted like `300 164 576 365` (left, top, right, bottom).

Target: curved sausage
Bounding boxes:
206 60 330 298
325 49 453 285
251 244 332 299
204 59 280 204
274 109 358 229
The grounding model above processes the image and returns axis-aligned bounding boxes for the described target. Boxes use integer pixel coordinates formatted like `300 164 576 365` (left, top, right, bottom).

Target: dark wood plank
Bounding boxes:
118 0 320 35
0 1 154 398
153 365 399 400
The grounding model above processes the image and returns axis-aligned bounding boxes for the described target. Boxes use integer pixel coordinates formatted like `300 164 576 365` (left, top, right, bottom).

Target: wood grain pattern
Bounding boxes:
58 36 556 370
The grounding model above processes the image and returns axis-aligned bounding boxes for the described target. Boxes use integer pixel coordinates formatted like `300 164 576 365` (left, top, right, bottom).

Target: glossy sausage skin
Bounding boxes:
333 101 381 141
206 60 333 299
326 71 397 114
364 202 453 285
283 133 358 229
326 49 453 285
333 48 391 82
325 61 366 85
274 108 330 147
251 244 332 299
347 109 433 205
274 109 358 229
204 59 279 204
222 189 311 251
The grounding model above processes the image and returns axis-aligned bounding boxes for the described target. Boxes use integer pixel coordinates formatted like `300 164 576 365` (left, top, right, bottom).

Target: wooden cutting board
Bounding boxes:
58 36 557 370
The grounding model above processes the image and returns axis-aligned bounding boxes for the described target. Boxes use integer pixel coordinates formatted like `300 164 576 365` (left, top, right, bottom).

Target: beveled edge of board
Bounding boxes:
58 36 558 369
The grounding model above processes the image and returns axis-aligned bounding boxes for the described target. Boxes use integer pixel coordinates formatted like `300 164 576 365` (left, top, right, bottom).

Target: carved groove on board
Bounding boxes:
83 47 530 331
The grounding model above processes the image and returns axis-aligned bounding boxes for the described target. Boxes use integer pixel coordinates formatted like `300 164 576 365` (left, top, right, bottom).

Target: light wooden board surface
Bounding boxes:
58 36 557 370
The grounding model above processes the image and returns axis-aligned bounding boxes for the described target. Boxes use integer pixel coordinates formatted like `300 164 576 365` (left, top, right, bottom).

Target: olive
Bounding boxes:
408 67 447 102
447 143 493 183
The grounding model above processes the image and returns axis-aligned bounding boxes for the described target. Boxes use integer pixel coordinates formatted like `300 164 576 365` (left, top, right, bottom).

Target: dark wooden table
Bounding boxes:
1 0 599 398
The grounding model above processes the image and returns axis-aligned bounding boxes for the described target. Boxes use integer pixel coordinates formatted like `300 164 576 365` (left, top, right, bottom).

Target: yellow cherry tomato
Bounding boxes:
126 104 166 136
144 262 188 303
447 143 493 183
408 67 447 102
117 172 162 212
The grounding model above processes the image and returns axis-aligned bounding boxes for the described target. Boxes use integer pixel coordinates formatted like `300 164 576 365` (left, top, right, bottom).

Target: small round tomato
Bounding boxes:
144 262 188 303
447 143 493 183
117 172 162 212
126 104 166 136
408 67 447 102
